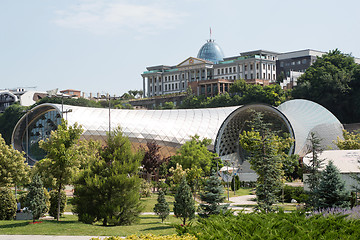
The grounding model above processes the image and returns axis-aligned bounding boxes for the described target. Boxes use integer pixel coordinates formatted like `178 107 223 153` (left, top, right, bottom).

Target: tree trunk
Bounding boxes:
57 183 62 221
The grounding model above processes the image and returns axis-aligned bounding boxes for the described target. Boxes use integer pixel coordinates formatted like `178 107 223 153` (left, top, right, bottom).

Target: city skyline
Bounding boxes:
1 0 359 96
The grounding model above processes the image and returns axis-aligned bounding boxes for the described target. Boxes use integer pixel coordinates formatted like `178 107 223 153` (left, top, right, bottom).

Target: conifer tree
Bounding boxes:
199 171 228 218
25 174 47 222
317 161 349 209
239 110 294 212
174 178 195 225
305 132 324 209
153 190 170 223
73 127 143 226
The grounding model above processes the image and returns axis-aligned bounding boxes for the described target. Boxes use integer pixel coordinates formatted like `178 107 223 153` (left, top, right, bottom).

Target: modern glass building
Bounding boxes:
12 99 344 180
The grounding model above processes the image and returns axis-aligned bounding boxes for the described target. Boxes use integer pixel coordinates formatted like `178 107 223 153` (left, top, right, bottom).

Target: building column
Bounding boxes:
142 77 146 98
210 83 213 97
205 68 208 80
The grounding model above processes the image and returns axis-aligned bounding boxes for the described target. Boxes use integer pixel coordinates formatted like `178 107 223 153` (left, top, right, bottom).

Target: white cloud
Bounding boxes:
54 0 186 35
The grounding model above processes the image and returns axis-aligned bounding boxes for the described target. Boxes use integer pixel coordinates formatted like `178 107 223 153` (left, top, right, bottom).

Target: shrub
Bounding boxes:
183 211 360 239
91 234 197 240
140 179 152 198
278 185 307 203
24 174 48 221
0 187 16 220
49 190 66 218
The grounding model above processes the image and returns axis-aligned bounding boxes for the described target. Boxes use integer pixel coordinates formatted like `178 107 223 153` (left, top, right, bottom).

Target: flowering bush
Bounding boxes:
91 234 197 240
309 206 360 219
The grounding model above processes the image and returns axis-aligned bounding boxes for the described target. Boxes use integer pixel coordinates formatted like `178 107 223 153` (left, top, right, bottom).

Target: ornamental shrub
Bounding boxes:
0 187 16 220
140 179 152 198
278 185 307 203
49 190 66 218
24 174 48 221
183 211 360 239
153 190 170 223
230 175 240 191
91 234 197 240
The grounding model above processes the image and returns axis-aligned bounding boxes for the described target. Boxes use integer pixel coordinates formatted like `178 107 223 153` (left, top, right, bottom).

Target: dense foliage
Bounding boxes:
292 49 360 123
183 211 360 239
91 234 197 240
73 128 143 226
304 132 324 209
198 171 228 218
174 178 195 225
180 81 288 109
49 190 67 218
153 190 170 223
170 136 217 194
24 174 48 221
335 130 360 150
0 133 30 187
0 187 16 220
0 103 27 144
239 110 294 212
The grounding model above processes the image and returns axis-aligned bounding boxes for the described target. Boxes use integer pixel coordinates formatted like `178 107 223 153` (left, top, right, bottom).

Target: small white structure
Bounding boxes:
303 150 360 191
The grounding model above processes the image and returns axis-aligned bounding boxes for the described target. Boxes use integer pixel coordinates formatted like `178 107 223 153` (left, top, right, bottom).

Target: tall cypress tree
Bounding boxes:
153 190 170 223
25 174 47 222
174 178 195 225
305 132 324 209
199 171 228 218
317 161 349 209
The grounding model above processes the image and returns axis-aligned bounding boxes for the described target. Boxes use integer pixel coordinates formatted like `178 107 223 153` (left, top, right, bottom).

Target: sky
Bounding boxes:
1 0 359 97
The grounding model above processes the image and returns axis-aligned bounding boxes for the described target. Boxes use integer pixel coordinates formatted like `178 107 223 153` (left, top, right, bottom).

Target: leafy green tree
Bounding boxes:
174 178 195 225
199 171 228 218
0 103 27 144
335 130 360 150
171 135 217 196
304 132 324 209
0 134 30 187
292 49 360 123
317 161 349 209
0 187 16 220
24 174 48 222
239 111 294 212
73 127 143 226
163 102 175 109
38 120 83 221
153 190 170 223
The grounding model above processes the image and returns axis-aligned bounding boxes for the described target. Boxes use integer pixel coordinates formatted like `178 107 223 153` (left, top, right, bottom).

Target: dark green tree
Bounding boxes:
292 49 360 123
239 110 294 212
73 127 143 226
317 161 349 209
0 103 26 144
198 171 228 218
153 190 170 223
304 132 324 209
38 120 83 221
174 178 195 225
49 190 66 218
24 174 47 222
0 187 16 220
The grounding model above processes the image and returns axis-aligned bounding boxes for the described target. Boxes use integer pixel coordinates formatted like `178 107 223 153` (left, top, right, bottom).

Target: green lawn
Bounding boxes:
0 214 182 236
223 187 254 199
140 194 175 212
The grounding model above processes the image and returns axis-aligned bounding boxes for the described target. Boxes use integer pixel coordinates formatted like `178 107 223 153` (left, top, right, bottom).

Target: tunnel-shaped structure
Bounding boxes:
12 100 343 169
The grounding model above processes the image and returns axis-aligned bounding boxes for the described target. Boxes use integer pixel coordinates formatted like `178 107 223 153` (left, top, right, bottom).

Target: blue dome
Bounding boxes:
197 40 224 63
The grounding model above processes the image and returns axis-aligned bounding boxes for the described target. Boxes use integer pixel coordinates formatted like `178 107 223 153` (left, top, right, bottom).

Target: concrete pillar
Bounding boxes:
143 77 146 98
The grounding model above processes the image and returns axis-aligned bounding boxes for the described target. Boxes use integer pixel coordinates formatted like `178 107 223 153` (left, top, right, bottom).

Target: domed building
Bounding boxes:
197 39 225 63
141 38 278 99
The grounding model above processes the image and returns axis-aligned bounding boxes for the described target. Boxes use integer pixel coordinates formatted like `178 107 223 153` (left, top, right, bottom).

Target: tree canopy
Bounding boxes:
0 134 29 187
37 120 83 220
292 49 360 123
